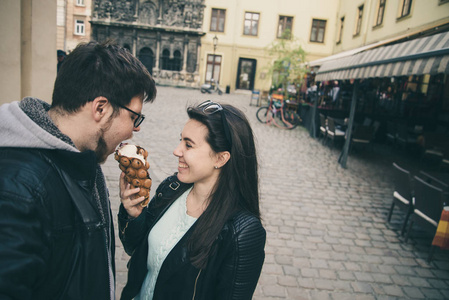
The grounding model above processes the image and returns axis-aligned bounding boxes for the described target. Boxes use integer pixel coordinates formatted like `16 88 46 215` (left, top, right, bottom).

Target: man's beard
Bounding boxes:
95 115 116 164
95 129 109 164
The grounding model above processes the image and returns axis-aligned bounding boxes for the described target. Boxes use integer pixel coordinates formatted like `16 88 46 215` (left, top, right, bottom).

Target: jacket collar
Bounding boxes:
42 149 98 182
40 149 102 227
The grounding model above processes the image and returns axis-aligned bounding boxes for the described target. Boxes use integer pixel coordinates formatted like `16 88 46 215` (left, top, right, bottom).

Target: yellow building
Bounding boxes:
335 0 449 53
308 0 449 168
309 0 449 117
87 0 340 92
200 0 339 93
3 1 448 105
313 0 449 66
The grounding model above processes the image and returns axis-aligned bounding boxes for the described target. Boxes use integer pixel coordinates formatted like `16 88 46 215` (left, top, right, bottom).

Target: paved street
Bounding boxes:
101 86 449 300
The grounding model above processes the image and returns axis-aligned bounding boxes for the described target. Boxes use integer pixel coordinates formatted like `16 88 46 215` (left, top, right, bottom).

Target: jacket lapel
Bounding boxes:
155 222 198 283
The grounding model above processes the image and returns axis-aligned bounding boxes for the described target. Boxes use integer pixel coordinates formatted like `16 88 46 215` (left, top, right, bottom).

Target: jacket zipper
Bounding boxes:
192 269 202 300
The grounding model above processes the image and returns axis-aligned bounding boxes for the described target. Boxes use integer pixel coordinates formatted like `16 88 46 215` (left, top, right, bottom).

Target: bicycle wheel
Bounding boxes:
256 107 269 123
282 111 301 129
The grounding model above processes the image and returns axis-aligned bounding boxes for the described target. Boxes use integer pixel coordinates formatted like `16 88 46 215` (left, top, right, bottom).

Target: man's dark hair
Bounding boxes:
52 40 156 113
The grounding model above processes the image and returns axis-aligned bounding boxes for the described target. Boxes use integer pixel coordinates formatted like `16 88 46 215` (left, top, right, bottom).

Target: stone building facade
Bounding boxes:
91 0 205 88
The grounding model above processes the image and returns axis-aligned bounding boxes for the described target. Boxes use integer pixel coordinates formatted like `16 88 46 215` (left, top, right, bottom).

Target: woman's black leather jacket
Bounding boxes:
118 174 266 300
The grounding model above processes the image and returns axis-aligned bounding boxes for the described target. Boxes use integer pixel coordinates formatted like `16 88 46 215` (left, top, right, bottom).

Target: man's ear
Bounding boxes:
91 96 110 122
216 151 231 168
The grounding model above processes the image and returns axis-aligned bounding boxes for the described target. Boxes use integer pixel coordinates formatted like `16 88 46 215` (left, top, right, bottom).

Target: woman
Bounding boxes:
118 100 266 300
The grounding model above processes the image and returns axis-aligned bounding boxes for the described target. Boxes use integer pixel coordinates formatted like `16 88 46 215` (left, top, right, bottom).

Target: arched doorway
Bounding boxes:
173 50 182 71
138 47 154 75
161 49 170 70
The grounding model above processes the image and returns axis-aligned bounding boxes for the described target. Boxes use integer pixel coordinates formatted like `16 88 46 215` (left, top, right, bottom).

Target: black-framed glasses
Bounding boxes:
197 100 232 147
118 104 145 128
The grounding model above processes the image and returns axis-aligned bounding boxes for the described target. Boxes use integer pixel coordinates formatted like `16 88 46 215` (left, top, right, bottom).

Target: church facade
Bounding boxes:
91 0 205 88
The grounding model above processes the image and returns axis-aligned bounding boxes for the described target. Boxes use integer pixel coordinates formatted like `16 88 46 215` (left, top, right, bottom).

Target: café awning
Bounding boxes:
316 31 449 82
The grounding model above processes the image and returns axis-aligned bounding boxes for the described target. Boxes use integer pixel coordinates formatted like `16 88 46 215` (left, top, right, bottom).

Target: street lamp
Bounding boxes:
211 35 218 82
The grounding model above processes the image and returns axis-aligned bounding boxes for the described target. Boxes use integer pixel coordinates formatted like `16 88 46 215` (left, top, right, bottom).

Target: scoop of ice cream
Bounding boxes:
115 143 152 207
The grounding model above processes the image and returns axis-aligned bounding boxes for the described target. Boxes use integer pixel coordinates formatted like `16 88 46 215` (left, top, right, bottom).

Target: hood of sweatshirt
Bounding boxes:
0 97 78 152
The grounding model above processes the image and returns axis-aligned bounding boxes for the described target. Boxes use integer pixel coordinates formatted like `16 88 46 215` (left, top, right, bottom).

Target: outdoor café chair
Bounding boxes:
405 176 445 261
326 117 345 147
386 121 397 145
418 171 448 192
349 125 375 152
319 114 328 143
387 163 414 235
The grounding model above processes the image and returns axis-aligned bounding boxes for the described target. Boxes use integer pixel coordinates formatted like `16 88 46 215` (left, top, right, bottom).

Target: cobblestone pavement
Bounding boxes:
101 86 449 300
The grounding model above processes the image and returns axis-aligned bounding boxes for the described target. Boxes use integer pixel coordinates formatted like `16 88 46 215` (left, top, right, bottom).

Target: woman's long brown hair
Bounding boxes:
186 104 260 269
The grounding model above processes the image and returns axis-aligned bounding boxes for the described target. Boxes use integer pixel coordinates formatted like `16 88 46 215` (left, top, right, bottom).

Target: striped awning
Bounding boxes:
316 31 449 81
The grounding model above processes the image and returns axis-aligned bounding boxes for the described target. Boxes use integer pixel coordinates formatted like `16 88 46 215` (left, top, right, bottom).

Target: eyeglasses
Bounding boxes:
197 100 232 147
118 104 145 128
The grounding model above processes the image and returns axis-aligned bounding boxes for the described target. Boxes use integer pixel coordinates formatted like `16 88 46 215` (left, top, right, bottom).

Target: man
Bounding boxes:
0 41 156 299
57 49 66 72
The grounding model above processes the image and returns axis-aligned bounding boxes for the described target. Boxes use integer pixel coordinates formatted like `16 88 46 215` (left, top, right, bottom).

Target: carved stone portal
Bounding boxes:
92 0 204 29
91 0 205 87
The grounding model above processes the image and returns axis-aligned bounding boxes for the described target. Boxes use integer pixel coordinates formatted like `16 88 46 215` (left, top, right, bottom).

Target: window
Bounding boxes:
138 47 154 75
336 17 344 44
375 0 386 26
277 16 293 39
75 20 85 35
205 54 222 83
243 12 259 36
160 49 182 71
76 0 85 6
210 9 226 32
354 5 363 36
310 19 326 43
399 0 412 18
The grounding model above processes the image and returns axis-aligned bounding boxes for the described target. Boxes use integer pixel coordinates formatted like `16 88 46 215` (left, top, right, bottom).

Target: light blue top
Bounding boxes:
135 187 196 300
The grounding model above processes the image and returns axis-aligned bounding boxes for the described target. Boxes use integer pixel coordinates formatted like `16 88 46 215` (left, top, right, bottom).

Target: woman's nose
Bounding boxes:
173 143 182 157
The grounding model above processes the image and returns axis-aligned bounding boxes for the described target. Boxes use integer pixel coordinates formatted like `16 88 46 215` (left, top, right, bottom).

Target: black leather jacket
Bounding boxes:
0 148 115 300
118 175 266 300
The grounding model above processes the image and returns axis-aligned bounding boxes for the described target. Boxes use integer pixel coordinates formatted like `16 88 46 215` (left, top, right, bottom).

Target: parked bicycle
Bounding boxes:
256 94 301 129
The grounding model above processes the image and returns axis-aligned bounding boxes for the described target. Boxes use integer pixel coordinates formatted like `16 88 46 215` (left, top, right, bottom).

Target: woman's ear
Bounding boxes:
216 151 231 168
